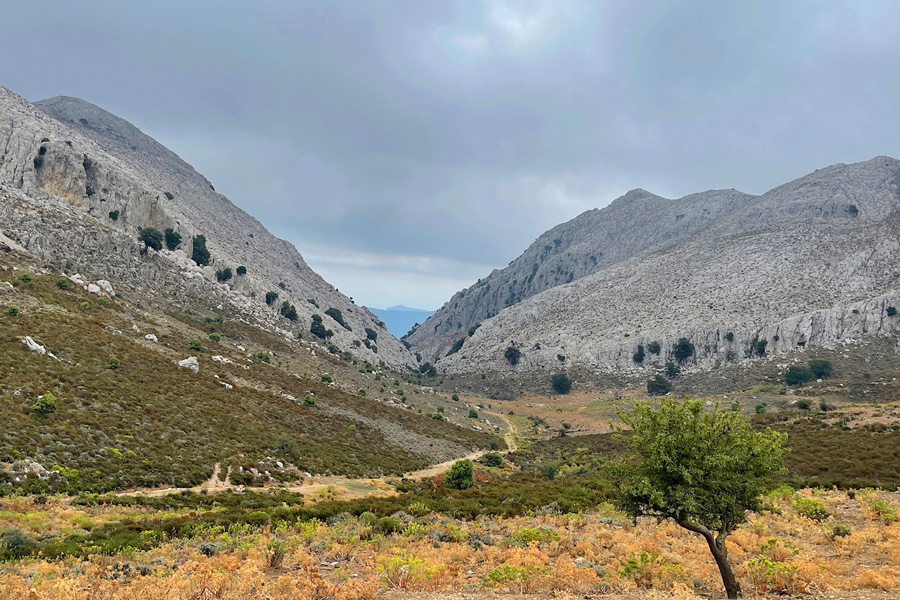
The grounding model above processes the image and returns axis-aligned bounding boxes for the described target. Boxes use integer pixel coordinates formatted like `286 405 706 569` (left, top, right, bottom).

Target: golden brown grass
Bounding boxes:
1 488 899 599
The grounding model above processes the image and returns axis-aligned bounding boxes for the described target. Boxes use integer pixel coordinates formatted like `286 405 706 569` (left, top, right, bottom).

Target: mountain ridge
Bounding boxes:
409 156 900 374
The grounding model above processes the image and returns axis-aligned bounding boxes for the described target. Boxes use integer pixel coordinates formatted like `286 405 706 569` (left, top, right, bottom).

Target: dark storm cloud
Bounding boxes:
2 1 899 308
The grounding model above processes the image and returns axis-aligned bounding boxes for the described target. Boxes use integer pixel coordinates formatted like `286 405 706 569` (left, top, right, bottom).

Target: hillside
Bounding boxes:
0 86 413 367
411 157 900 374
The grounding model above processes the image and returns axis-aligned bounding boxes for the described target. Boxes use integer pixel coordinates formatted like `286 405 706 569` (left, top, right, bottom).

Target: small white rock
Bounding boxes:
23 336 46 355
178 356 199 373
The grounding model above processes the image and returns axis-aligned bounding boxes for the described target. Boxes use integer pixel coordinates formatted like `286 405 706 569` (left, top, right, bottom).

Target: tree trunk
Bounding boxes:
702 532 741 599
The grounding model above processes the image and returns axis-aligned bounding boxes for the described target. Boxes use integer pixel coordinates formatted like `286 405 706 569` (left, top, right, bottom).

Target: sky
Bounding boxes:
2 1 899 310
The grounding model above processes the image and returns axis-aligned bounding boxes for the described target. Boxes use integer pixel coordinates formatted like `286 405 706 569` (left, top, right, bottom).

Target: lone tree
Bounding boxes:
445 459 474 490
610 398 786 598
551 372 572 394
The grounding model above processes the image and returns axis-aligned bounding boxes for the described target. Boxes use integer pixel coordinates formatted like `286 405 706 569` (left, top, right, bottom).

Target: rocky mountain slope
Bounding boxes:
0 85 413 366
411 157 900 374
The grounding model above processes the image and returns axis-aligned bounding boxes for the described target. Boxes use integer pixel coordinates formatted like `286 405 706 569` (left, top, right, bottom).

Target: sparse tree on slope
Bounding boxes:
610 397 787 598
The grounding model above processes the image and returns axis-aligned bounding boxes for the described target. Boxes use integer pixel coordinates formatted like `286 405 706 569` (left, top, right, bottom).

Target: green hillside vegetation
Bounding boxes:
0 264 502 495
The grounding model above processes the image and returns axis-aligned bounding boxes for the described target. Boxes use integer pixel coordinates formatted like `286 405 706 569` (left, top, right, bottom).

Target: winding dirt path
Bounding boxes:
117 411 519 500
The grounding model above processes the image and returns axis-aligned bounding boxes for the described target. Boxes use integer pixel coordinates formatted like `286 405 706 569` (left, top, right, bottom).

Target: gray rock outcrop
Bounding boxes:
414 156 900 374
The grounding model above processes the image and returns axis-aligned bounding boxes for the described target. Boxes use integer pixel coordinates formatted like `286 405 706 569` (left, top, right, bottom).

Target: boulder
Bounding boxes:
145 333 158 342
96 280 115 297
178 356 199 373
22 336 46 355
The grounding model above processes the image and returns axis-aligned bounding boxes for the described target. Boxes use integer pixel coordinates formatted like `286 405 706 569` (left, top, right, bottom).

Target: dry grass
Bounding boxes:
1 489 899 598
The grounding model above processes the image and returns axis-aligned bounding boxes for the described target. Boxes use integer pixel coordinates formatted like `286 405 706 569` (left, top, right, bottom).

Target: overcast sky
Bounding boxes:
3 1 899 309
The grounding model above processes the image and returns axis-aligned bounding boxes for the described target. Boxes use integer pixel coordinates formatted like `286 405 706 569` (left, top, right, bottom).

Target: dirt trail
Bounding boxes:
116 411 519 500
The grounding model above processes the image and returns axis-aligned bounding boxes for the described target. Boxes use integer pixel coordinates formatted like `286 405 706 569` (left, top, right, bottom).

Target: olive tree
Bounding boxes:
610 398 787 598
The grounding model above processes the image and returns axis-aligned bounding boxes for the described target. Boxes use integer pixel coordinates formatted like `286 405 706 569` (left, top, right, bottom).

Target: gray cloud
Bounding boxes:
3 0 899 309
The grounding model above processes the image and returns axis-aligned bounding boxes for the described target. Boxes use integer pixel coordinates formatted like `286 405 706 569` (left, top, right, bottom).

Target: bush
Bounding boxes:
445 459 474 490
793 497 830 521
808 359 832 378
633 344 645 363
0 529 36 561
540 462 560 480
325 308 351 331
33 155 43 169
755 403 767 414
208 332 221 342
32 392 58 416
310 314 333 339
504 346 521 366
108 210 119 221
751 336 768 357
647 375 671 395
887 306 898 317
321 373 333 383
446 338 465 356
831 522 852 538
236 265 247 276
673 337 695 363
265 291 278 306
138 227 163 251
280 302 298 322
215 268 233 282
107 356 120 370
20 273 31 283
8 306 18 316
481 452 503 467
468 408 478 419
255 352 270 363
647 341 661 355
551 373 572 394
784 365 814 386
725 331 734 342
56 277 69 290
795 399 811 410
189 339 203 351
164 228 181 250
303 395 316 407
192 235 210 266
665 361 680 378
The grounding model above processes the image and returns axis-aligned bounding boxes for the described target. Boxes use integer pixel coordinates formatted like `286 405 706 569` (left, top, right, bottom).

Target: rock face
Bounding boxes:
411 156 900 374
0 85 413 366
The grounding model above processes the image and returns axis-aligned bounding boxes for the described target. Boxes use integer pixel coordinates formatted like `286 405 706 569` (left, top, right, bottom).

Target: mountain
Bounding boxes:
409 157 900 374
368 305 434 338
0 87 414 366
0 83 503 494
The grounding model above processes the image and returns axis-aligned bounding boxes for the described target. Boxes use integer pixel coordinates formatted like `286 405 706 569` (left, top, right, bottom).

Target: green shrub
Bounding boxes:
481 452 503 467
236 265 247 276
32 392 58 416
673 337 694 363
325 308 351 330
96 297 111 307
551 373 572 394
255 352 270 363
208 332 221 342
107 356 120 370
189 339 203 351
870 499 897 524
647 341 661 355
265 291 278 305
830 522 852 538
445 338 465 356
795 399 811 410
725 331 734 342
192 235 210 266
755 403 767 414
793 497 830 521
445 459 474 490
508 527 560 546
33 155 43 169
0 529 36 561
321 373 333 383
468 408 478 419
138 227 163 251
633 344 645 363
751 336 768 356
784 365 814 386
808 359 832 378
647 375 671 395
108 210 119 221
303 395 316 408
540 462 560 480
665 361 680 378
887 306 898 317
215 268 232 282
280 302 298 322
8 306 19 316
56 278 69 290
375 516 403 534
504 346 521 366
164 229 181 250
365 327 378 342
20 273 31 283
